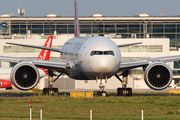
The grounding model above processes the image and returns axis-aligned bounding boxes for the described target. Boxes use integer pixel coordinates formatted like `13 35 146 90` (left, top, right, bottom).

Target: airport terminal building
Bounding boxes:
1 13 180 90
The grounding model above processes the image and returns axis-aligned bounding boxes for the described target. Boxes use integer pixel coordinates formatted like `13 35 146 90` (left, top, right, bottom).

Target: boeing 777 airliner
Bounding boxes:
0 1 180 96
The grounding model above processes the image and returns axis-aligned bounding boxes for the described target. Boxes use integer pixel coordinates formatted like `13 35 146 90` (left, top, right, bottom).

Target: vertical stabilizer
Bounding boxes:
37 36 53 60
74 0 80 37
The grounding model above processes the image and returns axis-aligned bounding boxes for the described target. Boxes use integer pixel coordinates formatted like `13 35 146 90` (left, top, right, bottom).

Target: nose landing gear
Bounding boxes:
96 74 107 97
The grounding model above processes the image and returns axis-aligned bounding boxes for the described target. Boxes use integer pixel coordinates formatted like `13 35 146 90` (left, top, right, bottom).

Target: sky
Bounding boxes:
0 0 180 17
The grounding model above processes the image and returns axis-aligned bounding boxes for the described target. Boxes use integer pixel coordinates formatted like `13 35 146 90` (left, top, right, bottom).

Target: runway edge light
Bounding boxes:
29 100 32 105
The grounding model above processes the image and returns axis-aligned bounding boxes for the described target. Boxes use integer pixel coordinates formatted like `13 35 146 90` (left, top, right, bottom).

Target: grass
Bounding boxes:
0 94 180 120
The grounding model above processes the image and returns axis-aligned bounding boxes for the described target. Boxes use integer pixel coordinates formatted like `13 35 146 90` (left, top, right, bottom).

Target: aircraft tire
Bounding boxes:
43 88 49 95
97 91 102 96
43 88 58 95
52 88 58 93
101 91 107 97
127 88 132 96
117 88 123 96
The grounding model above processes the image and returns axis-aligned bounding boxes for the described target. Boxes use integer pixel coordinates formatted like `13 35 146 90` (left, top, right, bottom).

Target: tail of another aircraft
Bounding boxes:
74 0 80 37
37 36 53 75
37 36 53 60
37 35 53 75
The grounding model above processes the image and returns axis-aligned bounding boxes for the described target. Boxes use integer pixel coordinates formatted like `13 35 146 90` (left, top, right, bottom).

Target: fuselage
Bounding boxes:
61 36 121 80
0 67 12 80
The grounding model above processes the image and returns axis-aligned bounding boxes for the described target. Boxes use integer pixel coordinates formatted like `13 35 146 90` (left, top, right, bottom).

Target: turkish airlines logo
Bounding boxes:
39 38 52 60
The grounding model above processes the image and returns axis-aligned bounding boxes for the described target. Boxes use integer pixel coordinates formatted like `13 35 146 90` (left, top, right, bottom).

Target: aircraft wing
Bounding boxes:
119 55 180 72
0 56 67 73
119 60 149 71
117 42 142 47
6 42 61 52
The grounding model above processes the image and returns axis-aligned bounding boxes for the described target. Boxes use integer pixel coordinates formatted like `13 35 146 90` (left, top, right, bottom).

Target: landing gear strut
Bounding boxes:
96 74 107 97
115 71 132 96
43 70 62 95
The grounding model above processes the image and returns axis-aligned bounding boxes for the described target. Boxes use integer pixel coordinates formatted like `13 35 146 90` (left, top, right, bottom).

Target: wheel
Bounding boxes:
117 88 132 96
50 88 59 96
97 91 101 96
127 88 132 96
52 88 58 93
43 88 58 95
101 91 107 97
43 88 49 95
117 88 123 96
125 89 129 96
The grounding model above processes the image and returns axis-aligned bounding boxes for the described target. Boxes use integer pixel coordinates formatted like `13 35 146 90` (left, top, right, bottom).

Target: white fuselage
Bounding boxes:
0 67 12 80
61 36 121 80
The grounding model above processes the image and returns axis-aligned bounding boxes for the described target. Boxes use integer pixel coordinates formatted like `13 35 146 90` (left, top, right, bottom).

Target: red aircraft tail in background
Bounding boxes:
37 36 53 60
37 35 53 75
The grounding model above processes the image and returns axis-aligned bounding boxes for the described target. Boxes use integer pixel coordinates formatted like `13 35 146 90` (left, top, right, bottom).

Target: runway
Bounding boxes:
57 88 173 93
0 88 179 97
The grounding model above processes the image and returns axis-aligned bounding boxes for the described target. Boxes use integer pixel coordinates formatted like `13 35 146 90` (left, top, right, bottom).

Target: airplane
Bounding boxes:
0 0 179 97
0 36 53 90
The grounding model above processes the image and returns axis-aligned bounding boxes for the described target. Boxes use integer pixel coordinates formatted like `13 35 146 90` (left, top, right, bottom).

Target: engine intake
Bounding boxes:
10 62 40 90
144 62 173 90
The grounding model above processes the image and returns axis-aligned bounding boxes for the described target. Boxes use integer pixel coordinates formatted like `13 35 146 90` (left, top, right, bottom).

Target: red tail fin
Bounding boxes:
74 0 80 37
37 36 53 60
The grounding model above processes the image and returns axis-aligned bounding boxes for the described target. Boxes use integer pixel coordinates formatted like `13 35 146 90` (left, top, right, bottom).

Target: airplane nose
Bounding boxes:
95 56 114 72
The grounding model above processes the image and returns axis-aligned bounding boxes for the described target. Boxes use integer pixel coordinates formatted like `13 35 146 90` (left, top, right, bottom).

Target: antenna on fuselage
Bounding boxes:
74 0 80 37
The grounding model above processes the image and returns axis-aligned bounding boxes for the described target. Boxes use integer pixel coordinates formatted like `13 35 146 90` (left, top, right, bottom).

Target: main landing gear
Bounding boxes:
115 71 132 96
43 70 63 95
43 88 58 95
117 88 132 96
96 74 107 97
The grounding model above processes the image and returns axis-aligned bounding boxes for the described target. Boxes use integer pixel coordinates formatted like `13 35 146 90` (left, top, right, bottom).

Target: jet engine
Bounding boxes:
10 62 40 90
144 62 173 90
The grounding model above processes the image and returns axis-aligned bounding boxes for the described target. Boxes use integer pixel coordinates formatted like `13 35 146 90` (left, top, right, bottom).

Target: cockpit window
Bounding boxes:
90 51 114 56
90 51 96 56
96 51 103 55
109 51 115 56
104 51 110 55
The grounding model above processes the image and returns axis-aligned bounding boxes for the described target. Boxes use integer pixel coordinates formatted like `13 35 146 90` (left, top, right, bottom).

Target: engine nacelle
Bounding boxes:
144 62 173 90
10 62 40 90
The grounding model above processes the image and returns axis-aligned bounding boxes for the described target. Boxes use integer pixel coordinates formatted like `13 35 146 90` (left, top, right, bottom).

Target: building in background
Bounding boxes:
1 13 180 89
